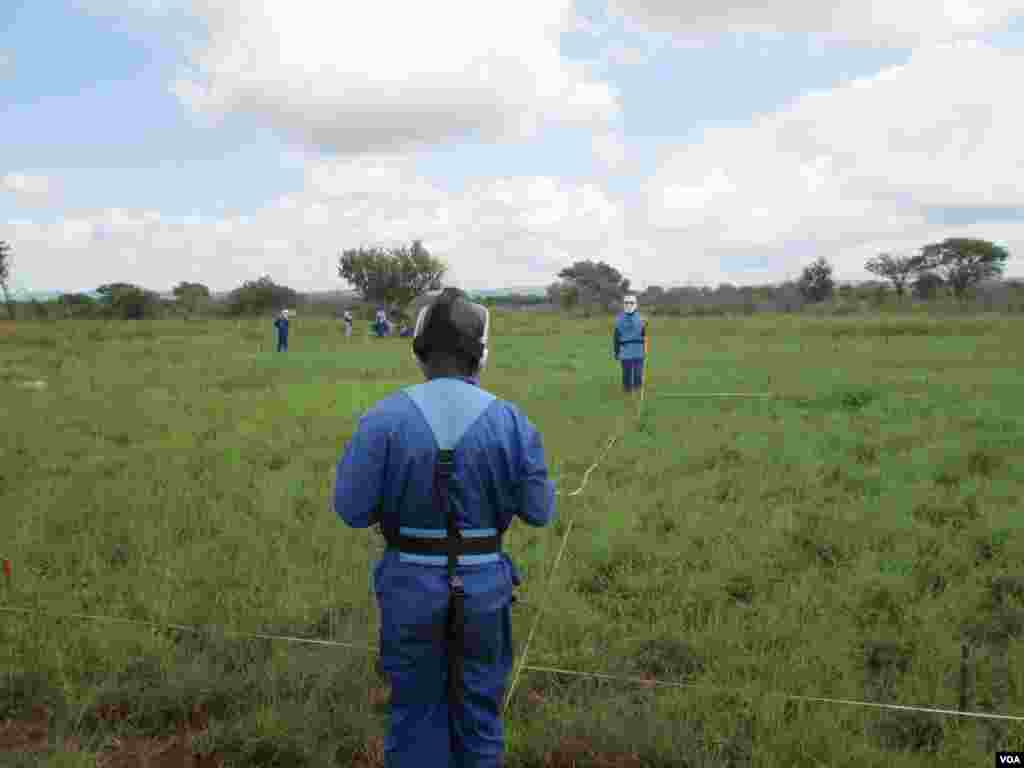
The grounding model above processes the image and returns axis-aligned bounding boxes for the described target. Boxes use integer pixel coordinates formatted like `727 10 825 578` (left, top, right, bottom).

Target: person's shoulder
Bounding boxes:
361 390 417 426
484 395 533 427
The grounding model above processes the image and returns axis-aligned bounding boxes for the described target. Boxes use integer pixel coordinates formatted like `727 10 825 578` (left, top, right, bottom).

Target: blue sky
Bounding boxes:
3 0 1024 294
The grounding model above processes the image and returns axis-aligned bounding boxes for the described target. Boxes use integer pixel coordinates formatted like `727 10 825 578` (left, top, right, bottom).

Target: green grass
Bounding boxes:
2 312 1024 766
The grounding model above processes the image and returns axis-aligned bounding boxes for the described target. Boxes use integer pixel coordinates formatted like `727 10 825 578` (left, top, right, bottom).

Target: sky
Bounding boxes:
3 0 1024 296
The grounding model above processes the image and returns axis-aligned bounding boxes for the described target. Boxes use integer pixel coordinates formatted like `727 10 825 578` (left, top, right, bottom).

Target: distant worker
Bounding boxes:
343 310 354 338
398 322 413 338
274 309 291 352
613 294 647 394
334 287 556 768
373 308 391 337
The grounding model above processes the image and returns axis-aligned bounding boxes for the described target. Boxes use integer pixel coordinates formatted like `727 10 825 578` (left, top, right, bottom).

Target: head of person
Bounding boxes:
280 309 290 319
623 295 638 315
412 288 490 381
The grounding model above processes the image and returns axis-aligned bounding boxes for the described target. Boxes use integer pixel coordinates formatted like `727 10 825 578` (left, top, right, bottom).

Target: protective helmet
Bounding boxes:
412 288 490 374
623 295 637 314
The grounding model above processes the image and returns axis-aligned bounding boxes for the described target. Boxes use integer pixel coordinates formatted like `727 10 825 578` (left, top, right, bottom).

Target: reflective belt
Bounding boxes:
381 449 502 710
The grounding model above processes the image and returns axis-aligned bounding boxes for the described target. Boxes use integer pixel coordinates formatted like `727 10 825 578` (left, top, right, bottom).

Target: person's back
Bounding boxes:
334 288 555 767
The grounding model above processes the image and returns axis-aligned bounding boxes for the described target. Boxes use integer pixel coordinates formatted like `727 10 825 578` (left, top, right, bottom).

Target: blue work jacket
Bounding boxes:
614 312 646 360
334 375 556 577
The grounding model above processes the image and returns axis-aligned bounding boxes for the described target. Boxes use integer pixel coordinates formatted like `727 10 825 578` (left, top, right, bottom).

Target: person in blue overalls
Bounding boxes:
613 294 647 393
373 308 392 337
334 287 556 768
274 309 290 352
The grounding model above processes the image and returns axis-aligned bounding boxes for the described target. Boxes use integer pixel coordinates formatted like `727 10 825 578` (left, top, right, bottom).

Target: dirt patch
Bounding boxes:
543 737 643 768
0 705 75 753
0 701 224 767
0 321 17 336
352 735 385 768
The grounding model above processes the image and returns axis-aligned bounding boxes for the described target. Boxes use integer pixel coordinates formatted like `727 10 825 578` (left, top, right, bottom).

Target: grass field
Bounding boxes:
2 312 1023 766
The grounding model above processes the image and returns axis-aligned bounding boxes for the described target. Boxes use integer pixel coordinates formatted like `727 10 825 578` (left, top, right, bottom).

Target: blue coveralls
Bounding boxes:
334 376 556 768
613 312 645 391
274 316 289 352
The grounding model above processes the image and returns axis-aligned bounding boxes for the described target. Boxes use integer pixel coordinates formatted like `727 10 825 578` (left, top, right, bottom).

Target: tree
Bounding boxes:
0 240 14 320
864 252 927 297
59 292 97 318
774 281 807 313
226 276 299 316
546 281 563 306
546 280 581 310
96 282 161 319
338 240 446 317
173 281 211 315
912 272 944 301
797 257 835 303
641 285 665 304
919 238 1011 300
556 260 630 312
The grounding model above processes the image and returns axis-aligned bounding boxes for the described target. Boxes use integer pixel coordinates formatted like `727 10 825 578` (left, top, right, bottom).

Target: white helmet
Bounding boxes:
623 295 638 314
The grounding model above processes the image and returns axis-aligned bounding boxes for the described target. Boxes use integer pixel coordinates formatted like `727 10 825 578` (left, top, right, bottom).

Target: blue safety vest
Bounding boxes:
614 313 645 360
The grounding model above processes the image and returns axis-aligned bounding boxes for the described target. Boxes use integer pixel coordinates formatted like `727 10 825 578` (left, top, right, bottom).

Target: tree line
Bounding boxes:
545 238 1014 314
0 236 1016 321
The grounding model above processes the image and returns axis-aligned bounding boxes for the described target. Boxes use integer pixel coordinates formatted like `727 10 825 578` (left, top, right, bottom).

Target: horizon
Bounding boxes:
10 275 1015 303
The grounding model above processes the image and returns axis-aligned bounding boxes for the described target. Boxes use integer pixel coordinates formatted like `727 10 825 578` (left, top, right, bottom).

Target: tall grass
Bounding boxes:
2 313 1023 765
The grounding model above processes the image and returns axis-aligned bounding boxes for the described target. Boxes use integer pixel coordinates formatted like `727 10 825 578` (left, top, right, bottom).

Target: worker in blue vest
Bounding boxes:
373 308 392 337
334 287 556 767
274 309 290 352
613 294 647 393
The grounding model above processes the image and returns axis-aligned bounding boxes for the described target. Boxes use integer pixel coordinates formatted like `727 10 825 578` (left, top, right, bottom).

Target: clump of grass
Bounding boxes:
912 497 981 529
0 670 67 722
634 637 705 680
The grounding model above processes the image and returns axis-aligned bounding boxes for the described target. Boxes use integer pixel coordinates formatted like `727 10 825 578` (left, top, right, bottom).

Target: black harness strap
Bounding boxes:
378 447 503 715
436 449 466 710
383 534 503 556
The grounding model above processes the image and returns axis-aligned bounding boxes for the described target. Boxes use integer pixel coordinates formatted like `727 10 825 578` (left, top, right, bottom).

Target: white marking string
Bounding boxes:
3 604 1020 723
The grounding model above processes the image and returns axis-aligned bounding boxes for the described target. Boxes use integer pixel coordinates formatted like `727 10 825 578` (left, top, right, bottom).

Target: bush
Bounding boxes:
226 276 299 316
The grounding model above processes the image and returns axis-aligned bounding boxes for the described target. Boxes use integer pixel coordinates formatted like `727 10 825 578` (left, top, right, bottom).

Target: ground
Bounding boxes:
1 311 1023 766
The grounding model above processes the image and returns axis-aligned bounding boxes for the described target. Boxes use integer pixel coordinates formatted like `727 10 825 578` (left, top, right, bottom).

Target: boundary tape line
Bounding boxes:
2 604 1021 723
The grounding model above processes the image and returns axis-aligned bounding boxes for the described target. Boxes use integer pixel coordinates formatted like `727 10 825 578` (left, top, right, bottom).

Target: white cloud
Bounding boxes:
642 40 1024 283
608 0 1024 47
7 156 634 292
149 0 620 154
1 174 56 207
1 173 54 205
591 131 628 171
604 41 648 66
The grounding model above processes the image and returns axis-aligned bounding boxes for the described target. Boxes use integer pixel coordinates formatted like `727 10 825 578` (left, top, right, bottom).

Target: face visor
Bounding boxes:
623 296 638 314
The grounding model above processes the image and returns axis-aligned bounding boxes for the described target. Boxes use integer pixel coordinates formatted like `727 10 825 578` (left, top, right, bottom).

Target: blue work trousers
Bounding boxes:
621 358 644 391
376 558 515 768
277 335 288 352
